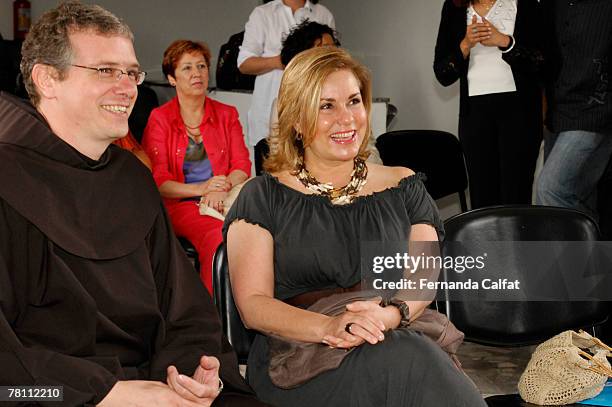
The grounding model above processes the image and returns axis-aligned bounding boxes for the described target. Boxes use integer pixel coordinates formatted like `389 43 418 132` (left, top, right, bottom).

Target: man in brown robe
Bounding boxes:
0 2 269 406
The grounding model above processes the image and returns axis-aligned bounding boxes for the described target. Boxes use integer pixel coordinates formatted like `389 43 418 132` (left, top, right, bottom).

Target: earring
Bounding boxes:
296 133 302 141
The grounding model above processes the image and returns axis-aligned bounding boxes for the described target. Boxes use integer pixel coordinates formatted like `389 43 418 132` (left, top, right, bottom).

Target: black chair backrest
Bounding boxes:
178 237 200 273
129 84 159 143
212 244 254 364
375 130 468 211
442 205 608 346
0 39 27 98
598 154 612 240
215 31 256 91
254 138 270 176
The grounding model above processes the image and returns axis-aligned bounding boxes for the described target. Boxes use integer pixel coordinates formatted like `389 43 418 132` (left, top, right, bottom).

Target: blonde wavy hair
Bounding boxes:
264 47 372 173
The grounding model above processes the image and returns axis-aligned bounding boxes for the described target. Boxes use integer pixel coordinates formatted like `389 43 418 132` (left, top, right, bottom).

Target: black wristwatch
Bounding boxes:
385 298 410 328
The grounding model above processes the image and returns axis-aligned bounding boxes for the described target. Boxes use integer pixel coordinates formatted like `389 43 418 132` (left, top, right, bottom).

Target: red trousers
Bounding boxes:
168 201 223 294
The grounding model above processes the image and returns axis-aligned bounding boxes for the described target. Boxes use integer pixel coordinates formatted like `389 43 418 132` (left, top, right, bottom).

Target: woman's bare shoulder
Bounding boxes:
367 163 416 189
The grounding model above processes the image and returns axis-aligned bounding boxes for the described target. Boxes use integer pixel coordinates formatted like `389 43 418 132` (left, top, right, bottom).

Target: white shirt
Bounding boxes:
467 0 517 97
238 0 335 146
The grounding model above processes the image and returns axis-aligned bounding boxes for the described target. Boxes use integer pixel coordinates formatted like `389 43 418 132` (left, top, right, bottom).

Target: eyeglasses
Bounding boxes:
71 64 147 85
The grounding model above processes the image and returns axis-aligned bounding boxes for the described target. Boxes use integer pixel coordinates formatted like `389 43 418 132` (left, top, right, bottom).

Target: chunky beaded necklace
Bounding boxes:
295 157 368 205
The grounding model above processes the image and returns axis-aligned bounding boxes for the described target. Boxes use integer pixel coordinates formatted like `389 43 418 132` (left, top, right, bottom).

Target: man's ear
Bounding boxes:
31 64 61 100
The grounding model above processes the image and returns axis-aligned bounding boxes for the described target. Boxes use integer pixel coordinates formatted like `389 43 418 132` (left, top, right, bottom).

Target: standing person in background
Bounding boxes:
143 40 251 294
434 0 544 209
238 0 334 147
536 0 612 220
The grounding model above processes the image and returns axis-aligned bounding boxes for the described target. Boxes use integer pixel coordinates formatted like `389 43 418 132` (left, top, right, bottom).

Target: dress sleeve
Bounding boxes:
141 109 177 188
223 177 274 239
403 174 445 240
433 0 468 87
237 7 266 67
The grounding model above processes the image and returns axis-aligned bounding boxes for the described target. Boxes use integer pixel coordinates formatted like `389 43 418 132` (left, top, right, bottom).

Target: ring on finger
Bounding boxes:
472 28 477 33
345 323 354 334
217 378 224 394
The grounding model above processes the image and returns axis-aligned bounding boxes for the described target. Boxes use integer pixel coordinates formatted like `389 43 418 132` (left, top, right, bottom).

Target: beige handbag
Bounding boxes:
518 330 612 405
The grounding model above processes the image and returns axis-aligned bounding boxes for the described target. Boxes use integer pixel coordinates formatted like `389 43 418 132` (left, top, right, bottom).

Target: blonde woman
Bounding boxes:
223 48 485 406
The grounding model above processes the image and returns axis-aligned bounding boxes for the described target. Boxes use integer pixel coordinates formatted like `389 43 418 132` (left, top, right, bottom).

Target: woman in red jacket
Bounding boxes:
143 40 251 293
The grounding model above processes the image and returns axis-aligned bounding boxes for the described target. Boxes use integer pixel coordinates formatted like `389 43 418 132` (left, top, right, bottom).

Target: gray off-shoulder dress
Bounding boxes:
223 173 486 407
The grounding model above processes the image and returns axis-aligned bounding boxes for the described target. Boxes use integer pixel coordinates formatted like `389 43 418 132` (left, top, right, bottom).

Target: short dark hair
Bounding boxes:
162 40 212 80
20 1 133 106
280 20 340 66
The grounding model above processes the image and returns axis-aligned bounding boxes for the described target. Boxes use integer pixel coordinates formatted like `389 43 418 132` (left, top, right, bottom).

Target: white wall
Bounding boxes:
1 1 458 130
324 0 459 135
0 0 260 84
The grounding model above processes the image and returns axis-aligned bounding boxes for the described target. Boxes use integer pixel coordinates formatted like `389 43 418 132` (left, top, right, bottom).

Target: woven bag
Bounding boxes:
518 330 612 405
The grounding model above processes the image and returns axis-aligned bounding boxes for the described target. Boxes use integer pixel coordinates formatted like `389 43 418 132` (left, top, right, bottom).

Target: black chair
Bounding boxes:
376 130 468 212
598 154 612 241
178 237 200 273
128 83 159 143
212 243 254 364
441 206 609 406
215 31 256 92
254 138 270 176
0 39 27 98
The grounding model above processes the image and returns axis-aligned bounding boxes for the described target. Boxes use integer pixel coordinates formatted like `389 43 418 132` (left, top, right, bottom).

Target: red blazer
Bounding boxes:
142 96 251 210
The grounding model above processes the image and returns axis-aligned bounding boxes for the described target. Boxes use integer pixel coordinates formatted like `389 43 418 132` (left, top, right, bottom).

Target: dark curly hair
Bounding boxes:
280 20 340 66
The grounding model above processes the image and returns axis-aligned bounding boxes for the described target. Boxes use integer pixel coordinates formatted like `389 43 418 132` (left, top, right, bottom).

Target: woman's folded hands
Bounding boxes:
321 299 401 349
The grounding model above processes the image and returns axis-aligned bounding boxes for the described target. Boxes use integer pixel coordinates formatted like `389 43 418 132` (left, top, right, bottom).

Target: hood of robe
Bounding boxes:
0 92 159 259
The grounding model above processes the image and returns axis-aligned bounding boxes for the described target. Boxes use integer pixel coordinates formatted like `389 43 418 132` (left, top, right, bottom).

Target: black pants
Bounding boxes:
459 91 542 209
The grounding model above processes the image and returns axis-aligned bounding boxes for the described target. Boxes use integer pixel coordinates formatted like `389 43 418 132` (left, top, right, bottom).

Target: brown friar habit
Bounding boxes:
0 93 267 407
